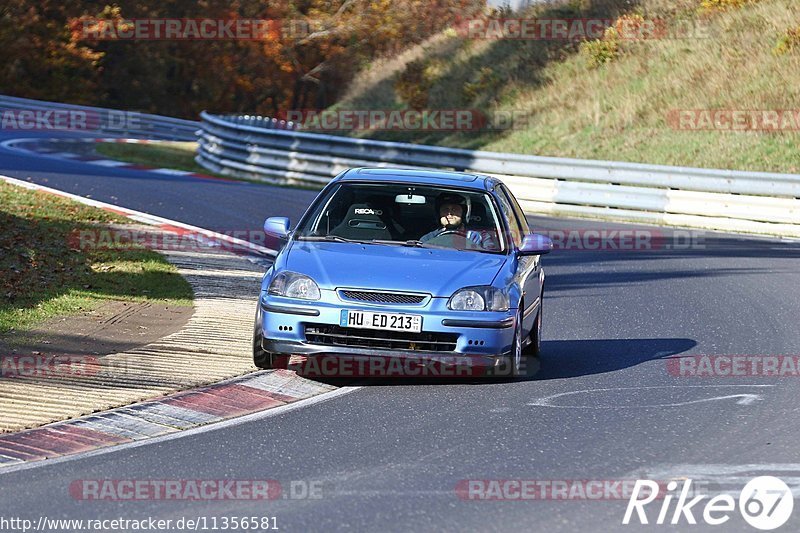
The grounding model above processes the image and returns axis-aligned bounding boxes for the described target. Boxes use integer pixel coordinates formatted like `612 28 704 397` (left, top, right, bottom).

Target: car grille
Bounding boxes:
305 325 457 352
339 290 426 305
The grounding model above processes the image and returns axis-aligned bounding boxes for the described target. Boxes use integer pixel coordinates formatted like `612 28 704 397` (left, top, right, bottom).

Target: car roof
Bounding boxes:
334 167 498 191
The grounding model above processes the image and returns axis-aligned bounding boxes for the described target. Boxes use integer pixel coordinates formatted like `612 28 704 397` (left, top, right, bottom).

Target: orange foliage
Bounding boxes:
0 0 482 118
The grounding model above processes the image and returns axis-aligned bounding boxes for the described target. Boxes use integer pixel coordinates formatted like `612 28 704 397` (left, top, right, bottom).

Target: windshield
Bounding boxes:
294 182 505 253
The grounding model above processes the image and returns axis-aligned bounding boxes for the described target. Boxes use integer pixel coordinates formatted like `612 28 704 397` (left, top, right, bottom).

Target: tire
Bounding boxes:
253 332 272 369
524 297 543 358
508 306 526 378
253 304 286 369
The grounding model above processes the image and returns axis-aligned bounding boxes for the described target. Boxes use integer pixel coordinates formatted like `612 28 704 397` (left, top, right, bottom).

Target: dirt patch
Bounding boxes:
0 300 193 358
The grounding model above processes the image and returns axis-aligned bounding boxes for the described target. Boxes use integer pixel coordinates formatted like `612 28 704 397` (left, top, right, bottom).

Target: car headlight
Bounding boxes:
448 286 509 312
268 271 321 300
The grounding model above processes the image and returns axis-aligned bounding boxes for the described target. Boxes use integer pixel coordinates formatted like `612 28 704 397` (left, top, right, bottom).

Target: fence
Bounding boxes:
197 112 800 238
0 95 197 140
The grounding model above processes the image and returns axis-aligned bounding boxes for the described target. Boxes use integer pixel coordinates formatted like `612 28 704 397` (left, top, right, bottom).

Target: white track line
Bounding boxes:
150 168 193 175
0 174 276 257
88 159 129 167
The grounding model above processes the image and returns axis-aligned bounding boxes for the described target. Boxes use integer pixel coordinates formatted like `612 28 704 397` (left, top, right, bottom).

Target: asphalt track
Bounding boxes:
1 131 800 532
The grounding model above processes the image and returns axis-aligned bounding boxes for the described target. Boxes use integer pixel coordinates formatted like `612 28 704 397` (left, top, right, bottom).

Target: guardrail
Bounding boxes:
0 95 198 141
197 112 800 238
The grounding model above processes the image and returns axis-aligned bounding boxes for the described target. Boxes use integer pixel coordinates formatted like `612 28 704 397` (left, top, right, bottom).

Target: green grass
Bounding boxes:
0 182 193 334
95 142 217 176
333 0 800 174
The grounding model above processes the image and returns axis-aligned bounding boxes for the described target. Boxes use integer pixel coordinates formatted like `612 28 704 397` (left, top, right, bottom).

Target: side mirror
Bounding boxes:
518 233 553 255
264 217 290 238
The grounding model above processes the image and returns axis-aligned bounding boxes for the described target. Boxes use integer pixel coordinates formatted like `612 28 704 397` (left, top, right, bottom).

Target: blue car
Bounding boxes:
253 168 553 377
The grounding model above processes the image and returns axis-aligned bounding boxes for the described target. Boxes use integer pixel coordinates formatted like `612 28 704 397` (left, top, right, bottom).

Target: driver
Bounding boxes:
420 193 496 249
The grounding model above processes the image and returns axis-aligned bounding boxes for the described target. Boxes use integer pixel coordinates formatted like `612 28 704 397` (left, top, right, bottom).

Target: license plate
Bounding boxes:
340 310 422 333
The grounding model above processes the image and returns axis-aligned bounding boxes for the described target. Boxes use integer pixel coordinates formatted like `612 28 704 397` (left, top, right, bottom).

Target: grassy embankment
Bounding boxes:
332 0 800 173
0 182 193 334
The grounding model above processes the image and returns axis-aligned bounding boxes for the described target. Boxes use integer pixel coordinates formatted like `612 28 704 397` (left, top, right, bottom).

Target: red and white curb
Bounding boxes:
0 175 354 469
0 371 344 470
0 137 236 183
0 174 278 258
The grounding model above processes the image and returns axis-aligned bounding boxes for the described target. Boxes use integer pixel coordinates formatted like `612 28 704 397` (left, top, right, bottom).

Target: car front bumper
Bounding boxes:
258 291 518 364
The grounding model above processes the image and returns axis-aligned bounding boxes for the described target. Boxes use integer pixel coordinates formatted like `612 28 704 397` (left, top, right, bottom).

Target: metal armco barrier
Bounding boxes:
0 95 198 140
197 112 800 238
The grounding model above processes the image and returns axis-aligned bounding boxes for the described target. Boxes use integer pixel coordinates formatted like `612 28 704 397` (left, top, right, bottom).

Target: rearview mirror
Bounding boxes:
395 194 426 204
264 216 290 238
518 233 553 255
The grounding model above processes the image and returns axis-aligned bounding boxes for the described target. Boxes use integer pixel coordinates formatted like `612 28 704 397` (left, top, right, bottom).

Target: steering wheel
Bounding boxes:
426 230 469 248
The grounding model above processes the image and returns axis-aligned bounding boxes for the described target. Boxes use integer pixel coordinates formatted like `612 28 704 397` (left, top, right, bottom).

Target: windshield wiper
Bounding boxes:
323 235 355 243
395 239 468 251
371 239 425 247
299 235 356 243
300 235 392 246
415 239 469 251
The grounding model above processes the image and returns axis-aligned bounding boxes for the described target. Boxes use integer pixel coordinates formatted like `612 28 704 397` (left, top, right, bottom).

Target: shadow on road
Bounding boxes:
300 337 696 387
533 337 697 380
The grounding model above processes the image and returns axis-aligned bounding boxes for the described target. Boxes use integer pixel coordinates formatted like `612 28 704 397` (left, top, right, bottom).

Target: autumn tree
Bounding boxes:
0 0 102 104
1 0 484 118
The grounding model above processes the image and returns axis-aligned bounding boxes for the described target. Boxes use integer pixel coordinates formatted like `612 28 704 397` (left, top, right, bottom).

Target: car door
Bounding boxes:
495 184 542 334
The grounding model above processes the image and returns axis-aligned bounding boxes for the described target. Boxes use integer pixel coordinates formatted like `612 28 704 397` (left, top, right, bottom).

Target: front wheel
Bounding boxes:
524 298 543 358
253 305 286 369
253 330 272 369
507 307 526 378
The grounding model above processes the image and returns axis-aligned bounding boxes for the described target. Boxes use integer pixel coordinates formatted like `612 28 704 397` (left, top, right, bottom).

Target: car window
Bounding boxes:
495 185 524 248
294 182 506 253
501 184 531 236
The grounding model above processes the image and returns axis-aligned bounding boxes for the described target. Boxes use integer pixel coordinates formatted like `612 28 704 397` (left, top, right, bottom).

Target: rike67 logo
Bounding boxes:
624 476 793 530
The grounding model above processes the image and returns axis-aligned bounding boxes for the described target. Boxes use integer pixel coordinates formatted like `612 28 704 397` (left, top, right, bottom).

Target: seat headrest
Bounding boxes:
342 203 387 230
468 202 487 224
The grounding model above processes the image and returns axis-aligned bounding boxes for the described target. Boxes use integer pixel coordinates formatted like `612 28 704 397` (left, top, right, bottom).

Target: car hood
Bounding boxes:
285 241 507 297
